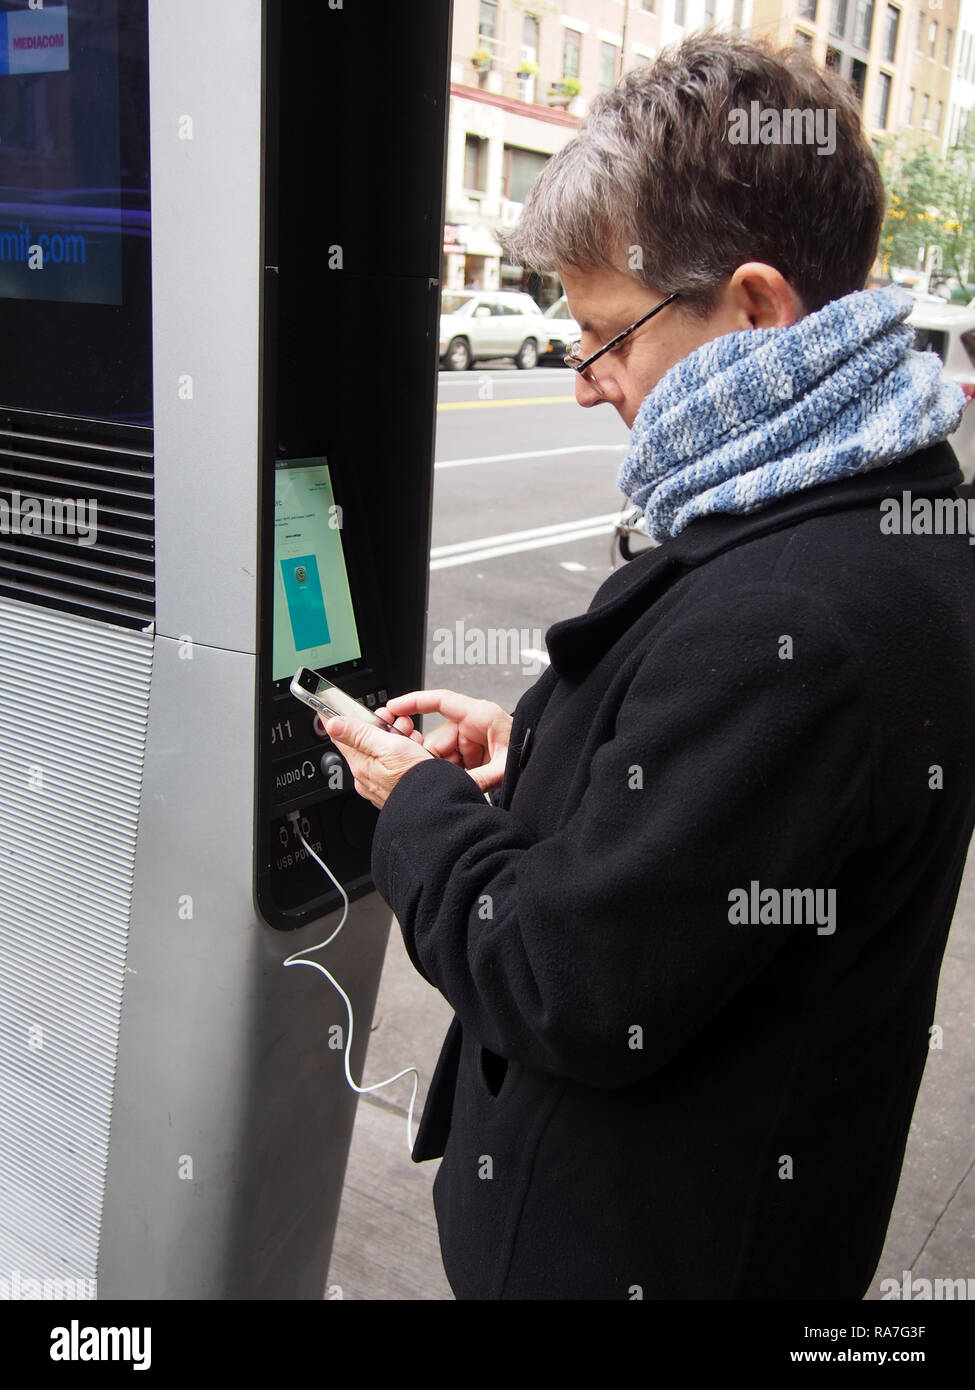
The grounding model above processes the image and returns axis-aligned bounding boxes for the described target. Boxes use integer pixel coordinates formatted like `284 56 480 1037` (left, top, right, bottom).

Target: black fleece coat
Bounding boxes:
371 440 975 1300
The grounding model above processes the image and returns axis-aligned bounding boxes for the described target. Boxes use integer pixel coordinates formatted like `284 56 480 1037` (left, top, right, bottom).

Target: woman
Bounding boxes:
323 34 975 1299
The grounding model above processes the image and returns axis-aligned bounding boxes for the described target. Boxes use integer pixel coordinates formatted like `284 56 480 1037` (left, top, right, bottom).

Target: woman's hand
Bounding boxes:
322 715 434 811
376 689 513 792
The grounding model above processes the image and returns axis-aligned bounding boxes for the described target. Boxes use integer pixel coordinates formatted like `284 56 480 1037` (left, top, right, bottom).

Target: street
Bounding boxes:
427 362 635 716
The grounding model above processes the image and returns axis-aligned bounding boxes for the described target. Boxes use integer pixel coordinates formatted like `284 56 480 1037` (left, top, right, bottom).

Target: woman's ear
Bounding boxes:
727 263 804 330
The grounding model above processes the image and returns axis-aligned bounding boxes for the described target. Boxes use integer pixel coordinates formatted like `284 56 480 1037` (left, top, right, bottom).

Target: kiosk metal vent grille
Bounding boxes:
0 596 152 1291
0 419 154 631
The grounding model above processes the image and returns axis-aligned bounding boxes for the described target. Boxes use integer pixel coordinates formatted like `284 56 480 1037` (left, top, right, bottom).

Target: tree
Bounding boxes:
877 131 975 284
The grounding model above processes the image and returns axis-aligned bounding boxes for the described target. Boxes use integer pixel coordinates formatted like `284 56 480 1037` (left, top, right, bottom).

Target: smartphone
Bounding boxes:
291 666 401 734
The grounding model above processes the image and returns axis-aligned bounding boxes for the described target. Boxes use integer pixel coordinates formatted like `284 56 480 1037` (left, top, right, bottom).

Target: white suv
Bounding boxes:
439 290 551 371
906 301 975 491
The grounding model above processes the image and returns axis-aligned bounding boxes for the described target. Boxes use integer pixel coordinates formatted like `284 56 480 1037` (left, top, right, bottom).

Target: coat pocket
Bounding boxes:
478 1044 510 1099
433 1033 565 1298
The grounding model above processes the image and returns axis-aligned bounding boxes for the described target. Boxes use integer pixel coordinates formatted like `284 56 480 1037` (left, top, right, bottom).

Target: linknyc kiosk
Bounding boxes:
0 0 450 1298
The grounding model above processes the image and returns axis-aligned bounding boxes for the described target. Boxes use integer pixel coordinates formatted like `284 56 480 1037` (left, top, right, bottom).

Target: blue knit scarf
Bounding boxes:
618 287 966 543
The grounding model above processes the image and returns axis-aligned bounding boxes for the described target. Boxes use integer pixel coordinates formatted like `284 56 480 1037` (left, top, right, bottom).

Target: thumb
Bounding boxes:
467 752 506 793
324 715 390 756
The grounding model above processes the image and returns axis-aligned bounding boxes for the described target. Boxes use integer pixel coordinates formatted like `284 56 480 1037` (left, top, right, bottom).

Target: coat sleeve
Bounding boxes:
371 583 873 1088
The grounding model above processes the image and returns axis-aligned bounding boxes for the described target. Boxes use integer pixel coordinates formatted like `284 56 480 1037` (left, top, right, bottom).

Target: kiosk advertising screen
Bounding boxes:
0 1 123 306
0 0 150 421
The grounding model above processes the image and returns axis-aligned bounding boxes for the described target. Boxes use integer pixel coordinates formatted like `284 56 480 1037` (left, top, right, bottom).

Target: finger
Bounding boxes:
325 715 400 759
467 751 508 792
422 725 463 760
384 689 481 723
375 707 414 736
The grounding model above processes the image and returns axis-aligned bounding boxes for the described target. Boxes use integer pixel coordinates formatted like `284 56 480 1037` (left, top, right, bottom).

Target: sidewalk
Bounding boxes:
327 838 975 1300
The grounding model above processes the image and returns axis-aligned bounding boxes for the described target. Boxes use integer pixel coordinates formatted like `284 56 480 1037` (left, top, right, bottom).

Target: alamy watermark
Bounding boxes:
879 490 975 545
432 621 546 675
50 1320 150 1371
726 101 836 156
1 1268 96 1299
728 880 836 935
0 491 98 546
880 1269 975 1299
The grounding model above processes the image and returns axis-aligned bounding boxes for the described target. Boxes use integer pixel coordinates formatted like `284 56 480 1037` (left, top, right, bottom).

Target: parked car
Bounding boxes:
439 290 551 370
542 294 581 364
906 300 975 490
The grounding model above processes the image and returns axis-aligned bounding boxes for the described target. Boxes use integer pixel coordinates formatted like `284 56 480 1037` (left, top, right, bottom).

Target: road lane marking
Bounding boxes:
432 513 621 556
430 513 621 569
437 396 576 410
435 443 626 469
430 525 617 568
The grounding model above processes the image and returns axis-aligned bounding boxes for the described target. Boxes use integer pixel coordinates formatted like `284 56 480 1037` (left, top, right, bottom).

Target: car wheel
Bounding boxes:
515 338 538 370
446 337 472 371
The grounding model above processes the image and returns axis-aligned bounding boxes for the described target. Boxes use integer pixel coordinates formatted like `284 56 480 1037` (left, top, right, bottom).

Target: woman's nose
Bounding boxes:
574 371 606 407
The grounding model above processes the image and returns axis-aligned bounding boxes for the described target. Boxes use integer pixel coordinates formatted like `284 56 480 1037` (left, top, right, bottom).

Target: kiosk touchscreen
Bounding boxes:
273 460 361 679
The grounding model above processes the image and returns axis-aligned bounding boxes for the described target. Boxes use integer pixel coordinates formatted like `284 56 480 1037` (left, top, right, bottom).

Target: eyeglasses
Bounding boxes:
564 291 681 397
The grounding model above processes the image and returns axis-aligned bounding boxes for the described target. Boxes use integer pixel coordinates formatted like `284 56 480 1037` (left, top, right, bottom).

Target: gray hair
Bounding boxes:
498 32 885 317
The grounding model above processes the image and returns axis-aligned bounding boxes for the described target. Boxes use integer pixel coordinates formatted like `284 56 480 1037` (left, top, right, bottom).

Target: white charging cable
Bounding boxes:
282 810 420 1155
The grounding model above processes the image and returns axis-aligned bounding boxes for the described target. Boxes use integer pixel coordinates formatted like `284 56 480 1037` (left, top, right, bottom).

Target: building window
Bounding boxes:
518 15 539 100
704 0 717 22
850 57 867 103
903 85 914 123
929 21 938 59
732 0 744 29
921 92 930 128
478 0 497 46
522 14 539 57
503 146 549 203
945 27 954 65
826 46 842 71
935 99 943 134
798 0 817 19
599 41 617 93
853 0 874 50
795 28 813 47
874 70 892 126
883 5 899 62
464 135 488 192
641 0 655 10
831 0 848 38
915 11 923 52
563 27 581 80
675 0 687 25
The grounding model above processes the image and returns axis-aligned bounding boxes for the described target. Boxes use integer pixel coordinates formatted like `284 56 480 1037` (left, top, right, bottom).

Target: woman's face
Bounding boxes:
558 262 803 430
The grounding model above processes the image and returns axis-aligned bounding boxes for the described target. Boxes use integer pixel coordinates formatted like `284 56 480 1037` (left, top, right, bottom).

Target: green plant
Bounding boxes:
877 131 975 285
471 48 491 69
562 75 581 96
517 60 539 77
